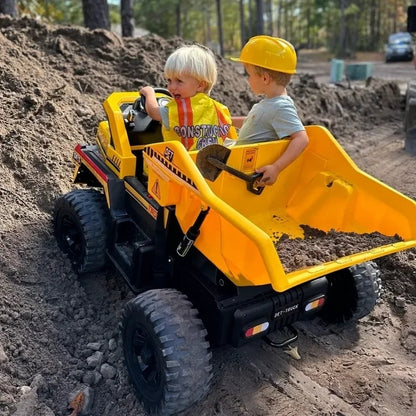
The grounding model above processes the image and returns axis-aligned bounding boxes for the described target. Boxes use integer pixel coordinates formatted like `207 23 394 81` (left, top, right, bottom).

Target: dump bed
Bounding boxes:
143 125 416 292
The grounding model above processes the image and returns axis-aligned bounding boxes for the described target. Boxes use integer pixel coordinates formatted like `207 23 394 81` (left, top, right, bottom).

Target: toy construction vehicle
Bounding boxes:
54 89 416 416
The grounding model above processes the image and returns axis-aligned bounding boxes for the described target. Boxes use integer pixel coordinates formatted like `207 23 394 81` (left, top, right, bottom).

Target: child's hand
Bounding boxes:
139 86 155 98
255 130 309 186
138 86 162 121
255 163 280 186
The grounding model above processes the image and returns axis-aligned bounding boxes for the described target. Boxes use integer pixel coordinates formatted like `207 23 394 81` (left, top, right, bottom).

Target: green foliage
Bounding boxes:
222 0 240 52
134 0 178 37
345 3 360 17
15 0 416 57
17 0 119 26
18 0 82 25
134 0 241 52
109 4 120 25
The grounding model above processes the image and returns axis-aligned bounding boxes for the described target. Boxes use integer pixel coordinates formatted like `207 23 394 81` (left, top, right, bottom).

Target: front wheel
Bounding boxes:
53 189 110 273
121 289 212 416
319 261 382 324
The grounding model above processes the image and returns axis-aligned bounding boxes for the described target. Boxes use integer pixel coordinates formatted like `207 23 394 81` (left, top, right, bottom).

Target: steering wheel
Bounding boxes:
137 87 172 113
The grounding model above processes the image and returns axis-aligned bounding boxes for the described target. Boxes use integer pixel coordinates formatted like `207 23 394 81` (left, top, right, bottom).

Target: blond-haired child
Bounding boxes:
140 44 236 151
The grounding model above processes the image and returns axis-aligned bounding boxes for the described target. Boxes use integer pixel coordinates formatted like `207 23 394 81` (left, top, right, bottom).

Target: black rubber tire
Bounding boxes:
404 81 416 154
53 189 109 274
404 80 416 131
319 261 382 324
121 288 212 416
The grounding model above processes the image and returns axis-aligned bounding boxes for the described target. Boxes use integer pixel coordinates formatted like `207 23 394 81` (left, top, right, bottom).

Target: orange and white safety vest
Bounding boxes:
161 93 237 150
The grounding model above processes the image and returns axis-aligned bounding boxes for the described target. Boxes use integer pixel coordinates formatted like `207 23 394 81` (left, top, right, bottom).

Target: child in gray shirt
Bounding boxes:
231 36 309 186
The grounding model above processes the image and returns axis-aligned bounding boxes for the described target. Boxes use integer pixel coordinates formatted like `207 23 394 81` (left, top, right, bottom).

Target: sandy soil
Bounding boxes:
0 15 416 416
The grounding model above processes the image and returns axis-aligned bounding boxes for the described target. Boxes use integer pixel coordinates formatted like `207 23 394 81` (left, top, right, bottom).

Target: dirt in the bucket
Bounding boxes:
276 226 403 273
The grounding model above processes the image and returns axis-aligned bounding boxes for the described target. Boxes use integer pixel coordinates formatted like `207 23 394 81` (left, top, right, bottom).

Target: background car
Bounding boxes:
385 32 414 62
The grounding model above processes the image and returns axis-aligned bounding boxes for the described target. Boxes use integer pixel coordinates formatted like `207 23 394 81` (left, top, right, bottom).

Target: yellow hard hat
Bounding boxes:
231 36 297 74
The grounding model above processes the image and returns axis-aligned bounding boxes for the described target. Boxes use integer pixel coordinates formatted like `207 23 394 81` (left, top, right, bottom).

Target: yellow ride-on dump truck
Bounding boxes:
54 90 416 416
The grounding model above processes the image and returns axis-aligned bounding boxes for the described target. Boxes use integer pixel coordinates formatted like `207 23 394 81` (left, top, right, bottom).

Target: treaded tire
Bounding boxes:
405 81 416 154
121 289 212 416
319 261 382 324
53 189 109 274
405 80 416 130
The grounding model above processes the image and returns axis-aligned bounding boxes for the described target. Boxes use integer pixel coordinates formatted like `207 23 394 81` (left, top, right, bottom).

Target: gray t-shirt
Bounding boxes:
237 95 304 144
160 105 170 129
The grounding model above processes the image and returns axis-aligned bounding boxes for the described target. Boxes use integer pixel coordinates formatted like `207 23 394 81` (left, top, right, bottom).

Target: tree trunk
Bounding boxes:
121 0 134 37
284 1 288 39
338 0 346 57
392 0 397 34
82 0 110 30
248 0 254 38
216 0 224 56
276 0 281 37
0 0 17 16
369 0 376 48
176 2 182 38
202 2 212 45
239 0 245 47
265 0 272 35
375 1 381 47
256 0 264 35
306 0 311 48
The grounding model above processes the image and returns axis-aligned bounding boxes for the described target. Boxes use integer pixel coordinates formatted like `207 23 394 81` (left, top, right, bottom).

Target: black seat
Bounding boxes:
121 103 164 147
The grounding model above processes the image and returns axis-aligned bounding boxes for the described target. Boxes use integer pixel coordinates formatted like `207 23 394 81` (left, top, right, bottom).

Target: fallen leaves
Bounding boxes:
68 391 85 416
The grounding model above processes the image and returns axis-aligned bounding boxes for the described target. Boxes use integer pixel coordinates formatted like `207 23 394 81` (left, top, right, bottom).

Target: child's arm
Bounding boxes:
231 116 246 129
139 86 162 121
256 130 309 186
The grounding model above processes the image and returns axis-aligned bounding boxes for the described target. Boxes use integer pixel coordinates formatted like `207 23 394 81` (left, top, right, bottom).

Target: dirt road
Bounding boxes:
0 17 415 416
297 50 416 93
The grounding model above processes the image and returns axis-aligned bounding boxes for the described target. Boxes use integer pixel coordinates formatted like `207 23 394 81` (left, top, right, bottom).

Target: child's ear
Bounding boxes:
263 72 271 84
197 80 208 92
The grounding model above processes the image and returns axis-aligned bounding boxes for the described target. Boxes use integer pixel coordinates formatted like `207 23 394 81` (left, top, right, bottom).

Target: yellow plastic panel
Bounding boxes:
287 126 416 240
143 142 284 288
100 92 140 177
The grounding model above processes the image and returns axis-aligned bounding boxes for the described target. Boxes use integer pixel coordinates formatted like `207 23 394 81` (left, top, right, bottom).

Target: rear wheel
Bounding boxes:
319 261 382 324
53 189 109 273
405 80 416 154
121 288 212 416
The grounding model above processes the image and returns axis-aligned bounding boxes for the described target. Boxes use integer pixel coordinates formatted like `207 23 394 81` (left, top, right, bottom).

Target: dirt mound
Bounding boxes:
0 15 415 416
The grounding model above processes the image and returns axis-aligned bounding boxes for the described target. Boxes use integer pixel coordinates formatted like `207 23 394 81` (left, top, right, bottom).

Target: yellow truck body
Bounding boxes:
143 125 416 292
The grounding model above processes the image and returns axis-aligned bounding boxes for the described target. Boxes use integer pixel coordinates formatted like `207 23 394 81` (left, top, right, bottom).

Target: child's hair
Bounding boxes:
164 44 218 95
251 64 292 87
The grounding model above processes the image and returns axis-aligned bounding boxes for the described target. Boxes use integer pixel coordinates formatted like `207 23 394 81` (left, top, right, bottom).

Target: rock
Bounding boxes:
100 363 117 379
19 386 31 395
0 343 8 363
82 371 96 386
93 370 103 385
10 375 46 416
108 338 117 351
395 296 406 308
86 351 104 369
0 392 14 405
86 342 102 351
